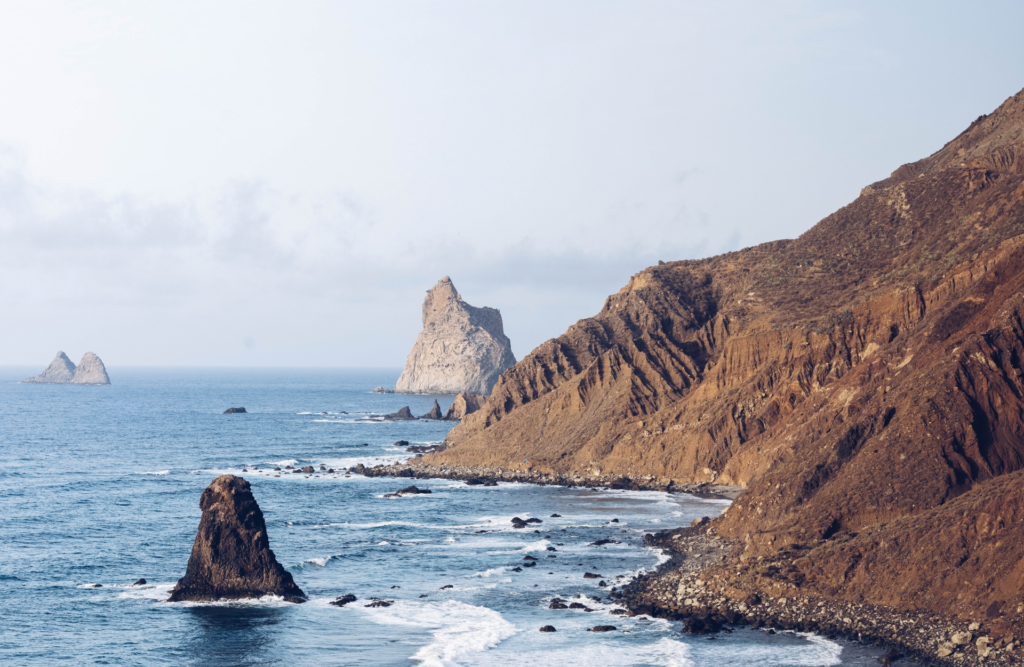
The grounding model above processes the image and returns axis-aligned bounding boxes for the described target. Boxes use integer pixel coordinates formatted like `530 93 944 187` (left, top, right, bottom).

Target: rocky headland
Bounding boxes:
395 277 516 395
23 351 111 385
403 87 1024 663
168 475 305 603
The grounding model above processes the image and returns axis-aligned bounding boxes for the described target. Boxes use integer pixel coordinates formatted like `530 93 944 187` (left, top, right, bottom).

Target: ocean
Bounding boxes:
0 367 891 666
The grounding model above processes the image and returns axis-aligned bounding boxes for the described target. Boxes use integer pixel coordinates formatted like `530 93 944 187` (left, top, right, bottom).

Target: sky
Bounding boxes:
1 1 1023 368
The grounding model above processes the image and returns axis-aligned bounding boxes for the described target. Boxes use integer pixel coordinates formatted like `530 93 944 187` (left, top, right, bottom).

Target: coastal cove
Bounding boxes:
1 367 894 666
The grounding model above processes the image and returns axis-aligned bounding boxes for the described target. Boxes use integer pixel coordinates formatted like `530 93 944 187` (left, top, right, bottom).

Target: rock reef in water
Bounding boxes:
442 392 486 421
426 87 1024 624
383 406 416 421
168 475 305 603
223 407 247 414
395 277 516 395
23 351 110 385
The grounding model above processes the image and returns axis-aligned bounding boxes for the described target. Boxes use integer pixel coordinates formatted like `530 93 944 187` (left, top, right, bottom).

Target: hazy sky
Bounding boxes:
2 1 1023 367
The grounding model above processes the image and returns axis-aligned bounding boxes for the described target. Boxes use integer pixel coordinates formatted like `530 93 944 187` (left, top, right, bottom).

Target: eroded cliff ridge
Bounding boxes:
168 475 305 603
24 351 110 385
395 277 516 395
425 88 1024 622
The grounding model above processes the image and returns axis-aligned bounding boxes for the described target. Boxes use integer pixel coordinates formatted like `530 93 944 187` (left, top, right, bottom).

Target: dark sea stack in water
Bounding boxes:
223 407 247 414
168 475 305 603
395 277 516 395
425 87 1024 623
420 399 443 420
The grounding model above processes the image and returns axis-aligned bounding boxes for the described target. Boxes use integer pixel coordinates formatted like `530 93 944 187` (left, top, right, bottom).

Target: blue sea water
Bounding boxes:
0 367 892 666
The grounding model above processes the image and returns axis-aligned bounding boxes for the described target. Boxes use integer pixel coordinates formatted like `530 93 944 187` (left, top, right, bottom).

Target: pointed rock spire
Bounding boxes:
23 351 77 384
168 475 305 603
71 352 110 385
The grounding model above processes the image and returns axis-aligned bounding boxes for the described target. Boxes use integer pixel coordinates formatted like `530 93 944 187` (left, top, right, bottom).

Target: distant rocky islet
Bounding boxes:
23 351 110 385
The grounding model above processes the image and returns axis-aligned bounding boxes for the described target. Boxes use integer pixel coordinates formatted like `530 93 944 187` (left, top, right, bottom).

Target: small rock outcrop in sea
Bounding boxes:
383 406 416 421
23 351 111 385
395 277 516 395
442 392 486 421
167 475 306 603
420 400 443 420
373 387 394 394
223 407 247 414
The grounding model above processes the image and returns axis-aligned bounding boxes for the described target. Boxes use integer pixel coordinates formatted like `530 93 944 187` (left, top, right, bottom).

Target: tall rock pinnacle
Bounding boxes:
395 277 516 395
168 475 306 603
71 352 110 385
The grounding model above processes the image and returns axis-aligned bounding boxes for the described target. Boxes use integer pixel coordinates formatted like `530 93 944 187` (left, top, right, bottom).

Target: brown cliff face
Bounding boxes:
168 475 305 603
426 88 1024 621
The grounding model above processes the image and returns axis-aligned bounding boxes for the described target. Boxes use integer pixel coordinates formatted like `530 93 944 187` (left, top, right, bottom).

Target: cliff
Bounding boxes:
168 475 305 603
424 87 1024 623
24 351 110 385
395 277 516 395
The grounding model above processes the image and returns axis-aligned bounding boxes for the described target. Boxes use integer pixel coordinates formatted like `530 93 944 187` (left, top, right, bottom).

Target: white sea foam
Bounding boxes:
359 599 516 667
517 539 550 552
304 556 331 567
135 470 170 475
469 567 507 578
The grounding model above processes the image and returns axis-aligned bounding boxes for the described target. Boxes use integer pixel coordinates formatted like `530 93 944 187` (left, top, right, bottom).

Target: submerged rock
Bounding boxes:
223 407 247 414
395 277 516 395
167 475 306 603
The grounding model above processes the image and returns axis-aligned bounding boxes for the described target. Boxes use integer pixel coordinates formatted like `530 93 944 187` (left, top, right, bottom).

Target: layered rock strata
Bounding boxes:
423 87 1024 628
395 277 516 395
23 351 110 384
168 475 305 603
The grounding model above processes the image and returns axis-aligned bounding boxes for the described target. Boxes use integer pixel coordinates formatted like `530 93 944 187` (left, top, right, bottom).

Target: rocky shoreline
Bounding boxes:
356 462 1023 665
355 461 742 499
621 522 1024 665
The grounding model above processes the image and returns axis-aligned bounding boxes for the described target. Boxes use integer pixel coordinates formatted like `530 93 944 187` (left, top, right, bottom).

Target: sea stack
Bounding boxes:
23 351 110 385
395 277 516 395
168 475 305 603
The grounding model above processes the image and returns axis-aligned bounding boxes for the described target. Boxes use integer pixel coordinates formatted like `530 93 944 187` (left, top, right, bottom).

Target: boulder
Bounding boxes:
588 626 616 632
223 407 247 414
329 594 357 607
539 625 556 632
167 475 306 603
383 485 432 498
395 277 516 395
372 387 395 394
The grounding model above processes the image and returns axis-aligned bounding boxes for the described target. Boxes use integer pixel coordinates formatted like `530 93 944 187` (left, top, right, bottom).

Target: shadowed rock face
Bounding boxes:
395 277 516 395
168 475 305 603
442 392 486 421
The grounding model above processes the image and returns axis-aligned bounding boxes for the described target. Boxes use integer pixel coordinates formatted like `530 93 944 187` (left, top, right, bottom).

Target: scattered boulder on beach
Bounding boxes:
549 599 568 609
167 474 306 603
588 626 616 632
539 625 556 632
329 594 357 607
583 572 602 579
525 518 542 524
511 517 528 529
223 407 247 414
301 466 314 473
383 407 416 421
420 400 444 420
131 578 147 586
364 598 393 608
